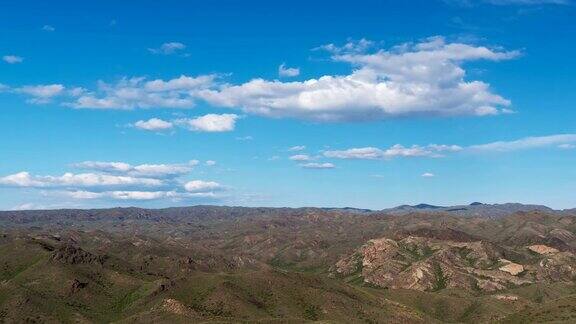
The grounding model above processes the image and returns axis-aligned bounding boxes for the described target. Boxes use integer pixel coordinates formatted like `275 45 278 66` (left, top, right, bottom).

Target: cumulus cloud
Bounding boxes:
324 144 462 160
315 38 375 54
422 172 435 177
148 42 186 55
3 55 23 64
42 25 55 31
184 180 223 192
134 118 174 131
197 36 518 121
16 84 65 103
18 84 64 97
300 162 335 169
205 160 217 166
176 114 239 132
0 160 226 203
72 75 216 109
0 171 164 189
15 37 516 122
278 63 300 77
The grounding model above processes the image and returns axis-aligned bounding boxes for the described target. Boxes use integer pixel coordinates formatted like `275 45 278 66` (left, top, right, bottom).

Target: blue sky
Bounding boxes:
1 0 575 210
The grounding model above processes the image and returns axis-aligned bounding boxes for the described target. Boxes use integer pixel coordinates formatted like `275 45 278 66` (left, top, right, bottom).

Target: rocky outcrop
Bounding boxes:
157 298 197 318
498 261 524 276
528 244 559 255
50 244 106 265
332 230 576 292
68 279 88 295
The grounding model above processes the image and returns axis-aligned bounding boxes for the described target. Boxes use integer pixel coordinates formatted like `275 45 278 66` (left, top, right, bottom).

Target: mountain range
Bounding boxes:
2 203 576 322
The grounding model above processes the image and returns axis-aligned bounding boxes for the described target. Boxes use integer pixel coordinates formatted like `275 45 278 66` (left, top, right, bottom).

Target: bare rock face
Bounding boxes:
51 244 106 265
534 252 576 281
498 261 524 276
493 294 519 301
68 279 88 295
332 229 576 292
333 232 501 292
158 298 197 318
528 244 559 255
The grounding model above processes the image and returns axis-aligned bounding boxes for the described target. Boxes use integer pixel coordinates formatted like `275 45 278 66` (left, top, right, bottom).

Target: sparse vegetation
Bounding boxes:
1 206 576 322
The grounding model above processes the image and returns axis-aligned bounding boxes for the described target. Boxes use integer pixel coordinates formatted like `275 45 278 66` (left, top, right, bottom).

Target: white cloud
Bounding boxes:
315 38 375 54
73 160 198 178
131 163 195 178
177 114 238 132
72 75 216 109
74 161 132 173
143 75 216 92
134 118 174 131
11 203 37 210
288 145 306 151
300 162 335 169
559 144 576 150
19 37 516 123
3 55 23 64
184 180 223 192
0 171 164 189
42 25 55 31
321 134 576 163
1 160 226 204
205 160 217 166
148 42 186 55
289 154 312 161
468 134 576 152
64 190 218 201
422 172 435 177
197 36 518 121
236 135 253 141
17 84 65 103
324 144 462 160
278 63 300 77
324 147 384 160
11 202 81 210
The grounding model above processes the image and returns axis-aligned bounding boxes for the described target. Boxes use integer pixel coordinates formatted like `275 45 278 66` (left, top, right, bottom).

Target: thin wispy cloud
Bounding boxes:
321 134 576 161
468 134 576 152
3 55 24 64
148 42 187 55
288 145 306 151
324 144 462 160
300 162 335 169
